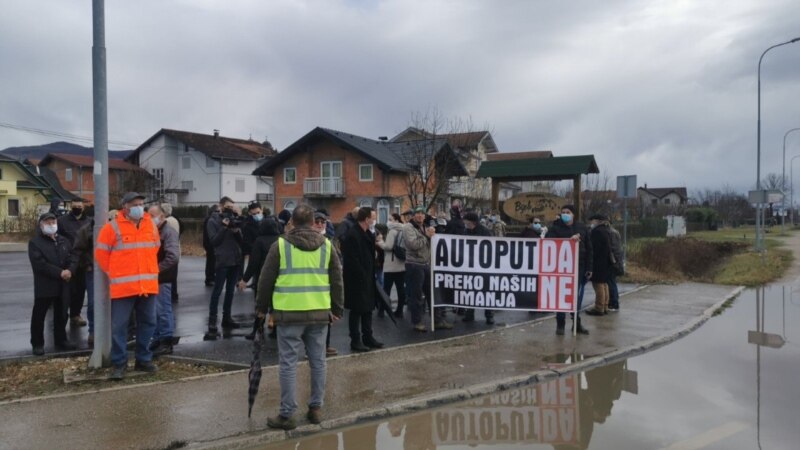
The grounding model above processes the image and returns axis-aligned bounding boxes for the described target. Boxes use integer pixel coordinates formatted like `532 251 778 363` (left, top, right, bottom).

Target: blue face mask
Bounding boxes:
561 213 572 223
253 213 264 222
128 205 144 220
533 223 542 231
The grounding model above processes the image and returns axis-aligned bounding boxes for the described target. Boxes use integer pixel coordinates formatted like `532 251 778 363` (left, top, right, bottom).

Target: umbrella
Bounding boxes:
247 316 266 418
374 286 398 326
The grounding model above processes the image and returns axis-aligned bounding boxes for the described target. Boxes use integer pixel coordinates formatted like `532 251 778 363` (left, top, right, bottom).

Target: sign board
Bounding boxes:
432 375 580 446
502 192 566 223
748 189 784 205
431 236 579 313
616 175 637 199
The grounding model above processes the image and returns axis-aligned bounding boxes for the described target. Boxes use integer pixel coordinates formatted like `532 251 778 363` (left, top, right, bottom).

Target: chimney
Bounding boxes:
378 136 388 141
213 129 219 138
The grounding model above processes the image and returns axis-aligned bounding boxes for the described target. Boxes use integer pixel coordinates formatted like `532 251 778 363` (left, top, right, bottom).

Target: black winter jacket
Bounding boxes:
242 218 281 290
206 212 243 268
549 218 594 274
57 212 89 246
29 231 72 299
341 224 376 313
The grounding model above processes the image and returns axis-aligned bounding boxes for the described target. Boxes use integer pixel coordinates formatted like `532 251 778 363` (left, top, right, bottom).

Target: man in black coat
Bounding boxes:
58 200 89 327
341 207 383 352
28 213 77 355
548 204 593 336
462 212 495 324
202 204 220 286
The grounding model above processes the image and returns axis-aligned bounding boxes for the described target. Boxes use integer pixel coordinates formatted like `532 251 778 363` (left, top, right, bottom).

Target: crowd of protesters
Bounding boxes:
26 192 624 423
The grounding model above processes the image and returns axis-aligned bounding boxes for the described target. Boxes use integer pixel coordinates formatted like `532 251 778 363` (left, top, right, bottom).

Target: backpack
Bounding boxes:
392 228 406 261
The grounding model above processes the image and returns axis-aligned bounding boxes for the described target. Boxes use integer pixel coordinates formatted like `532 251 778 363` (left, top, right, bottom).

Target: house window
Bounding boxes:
7 199 19 217
0 168 3 179
359 164 373 182
182 156 191 169
394 199 401 214
225 159 239 166
651 199 658 205
206 155 215 168
65 168 73 182
152 168 164 199
321 161 342 178
664 198 671 205
284 168 297 184
235 178 246 193
181 180 194 191
377 199 390 224
283 200 296 211
359 199 372 208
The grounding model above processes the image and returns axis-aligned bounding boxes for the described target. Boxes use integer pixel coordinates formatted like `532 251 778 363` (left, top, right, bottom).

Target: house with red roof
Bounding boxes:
39 153 146 203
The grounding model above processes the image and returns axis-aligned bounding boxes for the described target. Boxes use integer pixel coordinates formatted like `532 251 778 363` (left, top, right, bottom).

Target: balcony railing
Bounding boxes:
304 177 345 197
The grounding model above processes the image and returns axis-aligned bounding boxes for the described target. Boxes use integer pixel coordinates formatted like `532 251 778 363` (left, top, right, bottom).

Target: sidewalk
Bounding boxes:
0 282 742 450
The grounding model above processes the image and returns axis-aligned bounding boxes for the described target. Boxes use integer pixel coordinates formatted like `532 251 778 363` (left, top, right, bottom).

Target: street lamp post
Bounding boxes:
756 37 800 251
782 128 800 229
790 154 800 226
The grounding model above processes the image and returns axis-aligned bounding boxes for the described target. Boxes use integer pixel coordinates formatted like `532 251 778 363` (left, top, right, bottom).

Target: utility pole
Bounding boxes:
89 0 110 368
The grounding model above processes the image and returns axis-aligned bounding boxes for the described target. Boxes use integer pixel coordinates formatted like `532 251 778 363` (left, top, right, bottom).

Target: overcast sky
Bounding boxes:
2 0 800 195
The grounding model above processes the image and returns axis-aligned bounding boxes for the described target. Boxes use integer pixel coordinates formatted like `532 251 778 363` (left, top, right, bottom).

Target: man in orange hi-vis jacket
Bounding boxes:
95 192 160 380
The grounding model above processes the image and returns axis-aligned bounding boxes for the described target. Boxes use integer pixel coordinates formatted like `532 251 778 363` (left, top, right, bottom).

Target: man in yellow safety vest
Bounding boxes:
256 204 344 430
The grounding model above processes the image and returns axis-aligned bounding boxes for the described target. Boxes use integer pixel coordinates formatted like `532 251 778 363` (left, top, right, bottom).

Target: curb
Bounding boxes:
189 285 745 449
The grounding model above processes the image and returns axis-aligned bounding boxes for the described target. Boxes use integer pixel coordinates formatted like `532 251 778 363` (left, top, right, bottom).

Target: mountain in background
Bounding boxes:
0 141 133 161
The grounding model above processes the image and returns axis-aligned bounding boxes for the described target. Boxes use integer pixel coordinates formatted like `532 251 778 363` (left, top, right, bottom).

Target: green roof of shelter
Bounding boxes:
476 154 599 181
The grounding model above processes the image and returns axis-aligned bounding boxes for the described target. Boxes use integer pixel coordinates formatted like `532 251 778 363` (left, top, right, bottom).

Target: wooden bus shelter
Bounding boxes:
475 153 600 221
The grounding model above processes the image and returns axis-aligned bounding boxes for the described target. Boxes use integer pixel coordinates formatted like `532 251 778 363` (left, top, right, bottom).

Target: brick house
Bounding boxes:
39 153 146 203
252 127 465 223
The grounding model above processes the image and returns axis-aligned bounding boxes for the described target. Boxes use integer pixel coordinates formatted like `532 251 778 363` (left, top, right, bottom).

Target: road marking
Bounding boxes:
662 421 749 450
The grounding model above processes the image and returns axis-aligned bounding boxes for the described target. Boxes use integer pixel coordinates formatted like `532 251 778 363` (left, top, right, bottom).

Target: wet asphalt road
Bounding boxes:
0 252 625 365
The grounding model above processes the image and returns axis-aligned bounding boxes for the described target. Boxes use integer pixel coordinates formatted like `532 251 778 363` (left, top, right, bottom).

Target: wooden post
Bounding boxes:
573 175 582 222
491 179 500 213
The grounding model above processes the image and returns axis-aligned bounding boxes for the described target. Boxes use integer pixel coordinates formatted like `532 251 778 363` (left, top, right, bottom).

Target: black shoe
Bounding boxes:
576 324 590 335
350 342 371 352
55 341 77 351
203 328 219 341
364 339 384 349
32 346 44 356
486 317 495 325
134 360 158 373
149 340 161 351
585 309 606 316
204 281 214 287
153 343 173 357
109 365 127 380
267 415 297 430
221 318 242 329
556 322 566 335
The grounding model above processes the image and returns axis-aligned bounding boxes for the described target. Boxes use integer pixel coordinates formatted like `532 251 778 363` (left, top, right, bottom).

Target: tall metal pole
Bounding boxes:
756 37 800 250
790 155 800 226
89 0 111 368
783 128 800 228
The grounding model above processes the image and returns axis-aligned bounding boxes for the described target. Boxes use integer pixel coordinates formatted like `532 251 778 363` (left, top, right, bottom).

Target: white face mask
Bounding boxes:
153 216 161 226
42 224 58 235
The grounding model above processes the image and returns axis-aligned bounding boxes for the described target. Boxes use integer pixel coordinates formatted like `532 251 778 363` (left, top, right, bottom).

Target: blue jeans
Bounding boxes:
608 273 619 309
277 323 328 417
111 295 156 367
405 262 445 326
85 272 94 334
556 277 587 323
153 283 174 342
209 265 239 318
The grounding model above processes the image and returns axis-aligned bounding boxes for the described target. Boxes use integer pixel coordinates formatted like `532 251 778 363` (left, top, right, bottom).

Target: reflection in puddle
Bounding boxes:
266 285 799 449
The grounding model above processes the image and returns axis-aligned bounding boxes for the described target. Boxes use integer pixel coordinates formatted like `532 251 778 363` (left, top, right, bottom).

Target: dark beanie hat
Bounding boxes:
561 204 576 215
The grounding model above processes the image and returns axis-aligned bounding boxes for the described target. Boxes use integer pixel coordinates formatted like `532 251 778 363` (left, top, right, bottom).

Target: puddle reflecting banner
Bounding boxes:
432 375 581 446
431 236 579 312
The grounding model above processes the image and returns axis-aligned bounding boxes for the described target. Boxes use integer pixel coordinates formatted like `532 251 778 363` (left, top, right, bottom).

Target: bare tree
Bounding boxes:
695 185 754 227
761 172 784 191
398 108 478 211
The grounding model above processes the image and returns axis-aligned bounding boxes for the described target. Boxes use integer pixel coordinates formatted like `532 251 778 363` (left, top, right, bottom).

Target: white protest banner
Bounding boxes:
432 375 581 446
431 235 579 313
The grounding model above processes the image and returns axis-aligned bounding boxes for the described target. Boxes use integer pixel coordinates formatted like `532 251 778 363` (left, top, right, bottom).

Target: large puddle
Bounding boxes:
262 284 799 449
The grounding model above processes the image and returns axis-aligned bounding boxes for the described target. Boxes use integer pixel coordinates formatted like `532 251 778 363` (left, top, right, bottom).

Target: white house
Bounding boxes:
126 129 277 209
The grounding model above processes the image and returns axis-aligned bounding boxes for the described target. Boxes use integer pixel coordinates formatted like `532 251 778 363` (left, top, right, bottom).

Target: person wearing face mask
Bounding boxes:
28 212 77 355
205 196 245 339
341 207 384 352
549 204 593 336
58 200 90 327
241 201 264 265
490 211 507 237
520 217 548 238
147 204 181 356
95 192 161 379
